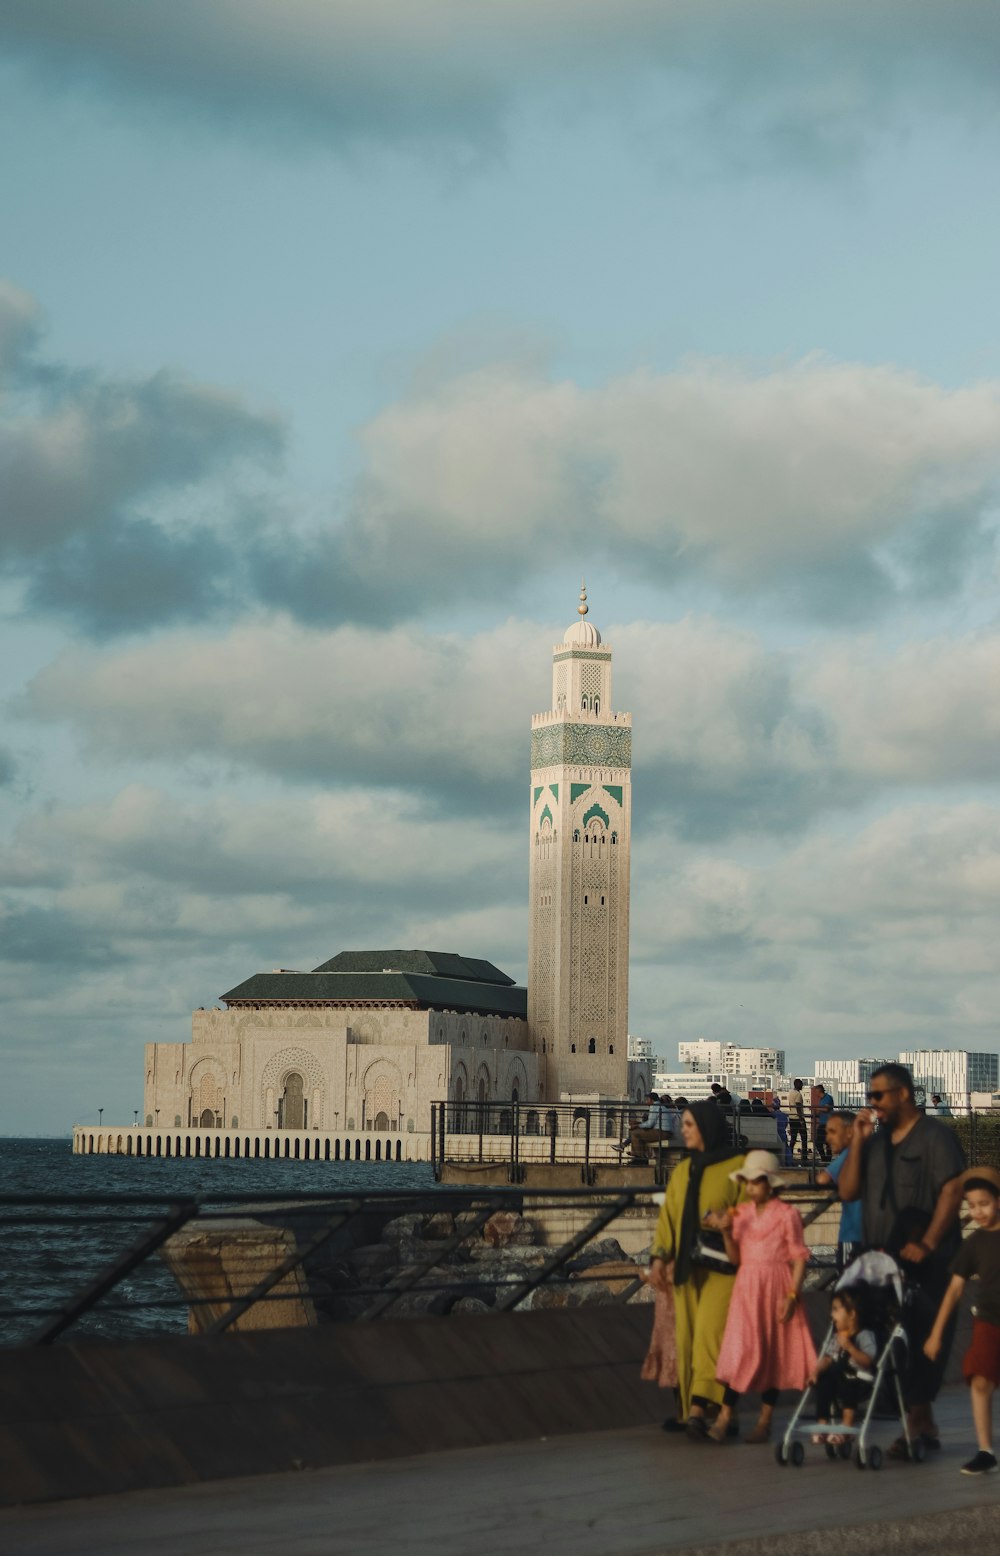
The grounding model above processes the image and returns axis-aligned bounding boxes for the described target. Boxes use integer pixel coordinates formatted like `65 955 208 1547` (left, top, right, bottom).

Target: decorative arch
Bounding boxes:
506 1054 529 1102
362 1057 403 1132
582 802 610 830
539 804 553 828
188 1057 226 1128
259 1046 326 1129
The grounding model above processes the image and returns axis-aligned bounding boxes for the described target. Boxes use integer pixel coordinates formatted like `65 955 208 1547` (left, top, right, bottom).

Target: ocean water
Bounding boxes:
0 1137 435 1347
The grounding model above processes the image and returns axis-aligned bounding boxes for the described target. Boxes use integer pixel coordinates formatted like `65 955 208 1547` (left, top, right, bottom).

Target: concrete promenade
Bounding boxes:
2 1384 997 1556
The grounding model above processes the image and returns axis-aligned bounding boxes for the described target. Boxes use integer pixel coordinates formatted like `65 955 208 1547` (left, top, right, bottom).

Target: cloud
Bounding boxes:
24 613 1000 840
7 287 999 634
3 3 1000 163
626 800 1000 1060
0 279 283 634
257 359 1000 626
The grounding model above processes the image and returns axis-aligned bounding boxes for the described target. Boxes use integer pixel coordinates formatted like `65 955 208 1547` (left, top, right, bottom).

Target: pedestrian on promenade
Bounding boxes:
837 1061 966 1457
646 1101 745 1437
787 1080 808 1162
701 1150 816 1444
640 1246 680 1431
924 1165 1000 1476
816 1111 863 1269
813 1083 834 1162
770 1096 791 1165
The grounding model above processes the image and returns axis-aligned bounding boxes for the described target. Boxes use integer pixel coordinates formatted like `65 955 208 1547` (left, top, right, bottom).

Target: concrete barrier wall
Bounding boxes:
0 1307 663 1508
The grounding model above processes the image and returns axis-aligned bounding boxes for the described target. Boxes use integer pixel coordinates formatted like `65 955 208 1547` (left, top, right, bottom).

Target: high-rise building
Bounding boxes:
678 1039 786 1076
628 1035 655 1066
528 585 632 1099
898 1049 999 1103
813 1058 889 1103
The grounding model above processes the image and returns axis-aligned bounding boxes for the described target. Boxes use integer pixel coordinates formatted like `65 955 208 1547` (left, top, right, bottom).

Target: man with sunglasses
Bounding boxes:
837 1061 966 1455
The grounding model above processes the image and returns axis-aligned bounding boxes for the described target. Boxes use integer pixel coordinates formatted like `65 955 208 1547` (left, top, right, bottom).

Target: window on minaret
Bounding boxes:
588 1038 596 1054
594 698 600 714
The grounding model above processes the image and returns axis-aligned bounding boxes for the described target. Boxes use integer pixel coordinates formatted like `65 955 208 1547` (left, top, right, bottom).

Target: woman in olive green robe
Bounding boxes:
648 1100 745 1431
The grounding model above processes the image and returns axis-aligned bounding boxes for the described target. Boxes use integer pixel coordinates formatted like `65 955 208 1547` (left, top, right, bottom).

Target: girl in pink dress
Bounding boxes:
703 1149 817 1444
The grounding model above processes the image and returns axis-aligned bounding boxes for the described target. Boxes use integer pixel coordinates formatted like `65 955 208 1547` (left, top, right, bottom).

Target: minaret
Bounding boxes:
528 585 632 1099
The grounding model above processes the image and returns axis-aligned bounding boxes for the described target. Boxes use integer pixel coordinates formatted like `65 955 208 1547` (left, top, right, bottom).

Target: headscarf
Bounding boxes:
674 1099 739 1286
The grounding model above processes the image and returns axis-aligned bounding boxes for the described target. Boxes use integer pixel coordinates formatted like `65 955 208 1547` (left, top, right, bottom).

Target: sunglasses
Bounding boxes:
866 1086 902 1102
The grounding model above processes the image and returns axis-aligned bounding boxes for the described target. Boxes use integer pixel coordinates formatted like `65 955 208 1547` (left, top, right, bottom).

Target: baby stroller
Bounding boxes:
776 1251 926 1470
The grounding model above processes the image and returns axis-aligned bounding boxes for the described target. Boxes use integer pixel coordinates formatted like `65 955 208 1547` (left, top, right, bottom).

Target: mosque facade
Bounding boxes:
136 592 646 1147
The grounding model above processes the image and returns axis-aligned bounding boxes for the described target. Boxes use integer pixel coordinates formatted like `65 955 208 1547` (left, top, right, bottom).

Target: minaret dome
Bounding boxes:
562 582 602 647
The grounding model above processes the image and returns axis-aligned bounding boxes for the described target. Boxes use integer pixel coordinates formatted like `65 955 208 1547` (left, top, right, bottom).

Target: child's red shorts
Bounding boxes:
962 1319 1000 1386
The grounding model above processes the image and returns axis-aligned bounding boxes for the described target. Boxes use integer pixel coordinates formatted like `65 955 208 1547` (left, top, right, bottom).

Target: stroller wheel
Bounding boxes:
838 1440 852 1460
909 1437 926 1464
774 1441 790 1466
824 1442 838 1460
856 1445 867 1469
790 1441 805 1467
867 1445 883 1471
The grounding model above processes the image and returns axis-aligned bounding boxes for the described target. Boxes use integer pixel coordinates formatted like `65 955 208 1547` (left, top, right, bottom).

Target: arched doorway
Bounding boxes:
279 1072 305 1129
199 1108 215 1128
374 1110 390 1131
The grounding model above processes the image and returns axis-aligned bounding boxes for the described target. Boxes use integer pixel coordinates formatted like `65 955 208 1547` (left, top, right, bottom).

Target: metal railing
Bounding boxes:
0 1185 665 1347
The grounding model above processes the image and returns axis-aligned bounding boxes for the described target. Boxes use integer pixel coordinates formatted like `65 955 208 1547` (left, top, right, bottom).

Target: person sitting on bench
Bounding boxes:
630 1093 674 1160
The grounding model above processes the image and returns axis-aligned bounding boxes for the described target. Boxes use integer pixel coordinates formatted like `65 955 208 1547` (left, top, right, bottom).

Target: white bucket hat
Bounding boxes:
729 1149 787 1187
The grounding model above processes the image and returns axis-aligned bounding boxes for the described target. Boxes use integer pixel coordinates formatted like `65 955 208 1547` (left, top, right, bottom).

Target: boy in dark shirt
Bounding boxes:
925 1165 1000 1476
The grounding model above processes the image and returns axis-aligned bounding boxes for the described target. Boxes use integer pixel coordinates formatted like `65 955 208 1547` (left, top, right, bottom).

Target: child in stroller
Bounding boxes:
810 1287 877 1444
776 1251 925 1469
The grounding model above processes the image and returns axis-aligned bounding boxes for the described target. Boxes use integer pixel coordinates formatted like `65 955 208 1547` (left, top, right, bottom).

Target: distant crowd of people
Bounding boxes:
628 1078 837 1165
638 1064 1000 1477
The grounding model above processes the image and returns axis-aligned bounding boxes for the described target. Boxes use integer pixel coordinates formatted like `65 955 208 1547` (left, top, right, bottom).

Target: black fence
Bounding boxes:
0 1185 666 1348
429 1098 789 1180
431 1097 644 1179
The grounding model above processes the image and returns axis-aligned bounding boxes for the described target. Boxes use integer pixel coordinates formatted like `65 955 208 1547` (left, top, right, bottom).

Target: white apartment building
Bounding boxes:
813 1058 890 1105
654 1070 781 1100
628 1035 656 1066
898 1050 999 1106
678 1040 786 1076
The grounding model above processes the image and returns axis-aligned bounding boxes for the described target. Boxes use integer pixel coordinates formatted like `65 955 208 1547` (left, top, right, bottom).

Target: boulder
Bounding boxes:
380 1213 427 1245
572 1260 644 1298
482 1212 535 1248
422 1212 456 1241
451 1297 491 1316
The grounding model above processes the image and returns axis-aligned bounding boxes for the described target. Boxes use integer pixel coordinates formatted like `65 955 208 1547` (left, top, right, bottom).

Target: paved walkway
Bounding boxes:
1 1386 997 1556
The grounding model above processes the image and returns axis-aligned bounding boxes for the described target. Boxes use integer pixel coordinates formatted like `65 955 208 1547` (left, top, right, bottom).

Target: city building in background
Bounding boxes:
898 1049 999 1108
628 1034 656 1067
677 1040 786 1076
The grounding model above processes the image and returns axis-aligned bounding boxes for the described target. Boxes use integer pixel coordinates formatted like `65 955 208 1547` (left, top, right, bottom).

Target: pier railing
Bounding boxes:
429 1097 789 1181
0 1180 843 1350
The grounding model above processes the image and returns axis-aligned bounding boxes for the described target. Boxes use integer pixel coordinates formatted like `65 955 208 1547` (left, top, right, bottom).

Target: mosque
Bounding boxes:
79 590 649 1159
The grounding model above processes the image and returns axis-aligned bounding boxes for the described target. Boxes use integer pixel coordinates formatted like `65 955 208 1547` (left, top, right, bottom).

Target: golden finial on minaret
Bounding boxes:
578 580 589 617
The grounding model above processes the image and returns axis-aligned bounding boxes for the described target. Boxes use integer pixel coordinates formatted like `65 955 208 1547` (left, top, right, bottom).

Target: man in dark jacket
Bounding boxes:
837 1061 966 1453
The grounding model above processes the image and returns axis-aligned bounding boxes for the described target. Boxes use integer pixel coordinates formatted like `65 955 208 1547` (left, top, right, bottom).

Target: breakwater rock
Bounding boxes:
163 1205 654 1329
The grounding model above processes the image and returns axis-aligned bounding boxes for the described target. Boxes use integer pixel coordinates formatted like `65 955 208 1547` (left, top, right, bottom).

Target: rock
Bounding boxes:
588 1237 630 1262
422 1212 456 1241
452 1297 491 1315
380 1213 426 1245
482 1212 535 1248
345 1244 397 1280
572 1260 644 1297
467 1243 548 1265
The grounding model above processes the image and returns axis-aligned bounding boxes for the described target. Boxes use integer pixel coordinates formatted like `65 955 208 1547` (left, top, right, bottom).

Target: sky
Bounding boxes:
3 2 1000 1133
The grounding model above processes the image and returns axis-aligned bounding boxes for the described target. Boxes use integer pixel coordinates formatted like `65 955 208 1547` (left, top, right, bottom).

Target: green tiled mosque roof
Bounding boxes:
220 950 526 1017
